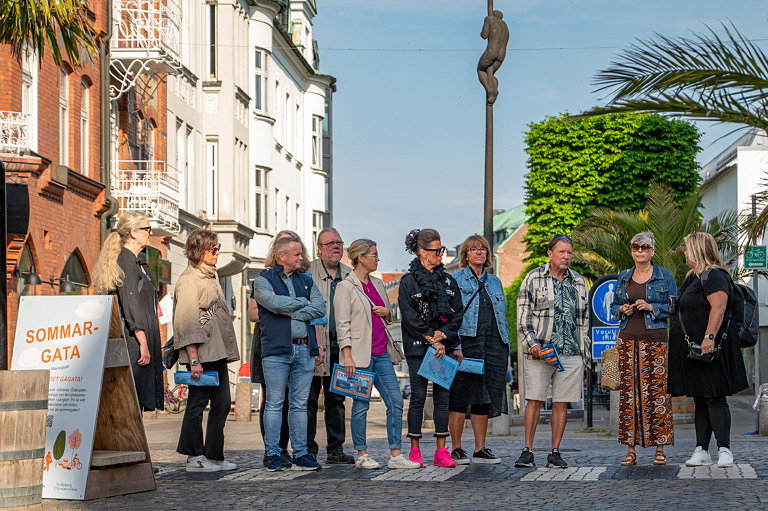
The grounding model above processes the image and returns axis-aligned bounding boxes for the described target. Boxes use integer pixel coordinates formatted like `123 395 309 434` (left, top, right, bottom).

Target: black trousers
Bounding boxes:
177 359 231 460
260 383 290 451
307 341 346 454
406 355 450 439
694 396 731 450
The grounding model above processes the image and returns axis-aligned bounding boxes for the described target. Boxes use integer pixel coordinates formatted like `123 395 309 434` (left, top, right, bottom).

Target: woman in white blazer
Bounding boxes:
334 239 419 471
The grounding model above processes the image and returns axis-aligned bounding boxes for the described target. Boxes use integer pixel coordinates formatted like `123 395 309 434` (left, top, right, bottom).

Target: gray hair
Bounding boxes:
317 227 340 247
275 235 300 255
631 231 655 248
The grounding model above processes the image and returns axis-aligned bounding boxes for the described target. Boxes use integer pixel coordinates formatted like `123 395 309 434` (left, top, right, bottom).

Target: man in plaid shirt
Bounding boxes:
514 234 590 469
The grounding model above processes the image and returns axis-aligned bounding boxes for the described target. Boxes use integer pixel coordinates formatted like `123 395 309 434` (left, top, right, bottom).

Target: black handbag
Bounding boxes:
162 337 179 369
677 310 720 364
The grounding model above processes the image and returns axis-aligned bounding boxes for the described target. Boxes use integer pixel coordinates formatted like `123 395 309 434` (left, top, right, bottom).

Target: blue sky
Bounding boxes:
313 0 768 271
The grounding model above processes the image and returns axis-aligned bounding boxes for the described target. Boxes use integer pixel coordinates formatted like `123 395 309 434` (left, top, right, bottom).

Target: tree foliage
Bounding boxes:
573 182 744 283
524 112 701 267
0 0 97 66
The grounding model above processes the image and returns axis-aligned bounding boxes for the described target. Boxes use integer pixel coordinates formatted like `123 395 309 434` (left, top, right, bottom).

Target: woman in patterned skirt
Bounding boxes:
609 232 678 466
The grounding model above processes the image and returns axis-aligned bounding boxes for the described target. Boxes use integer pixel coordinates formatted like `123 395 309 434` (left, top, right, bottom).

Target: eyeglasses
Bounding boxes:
319 241 344 248
136 226 152 234
423 246 447 256
631 243 653 252
208 243 222 255
361 254 380 260
469 247 488 254
553 234 572 242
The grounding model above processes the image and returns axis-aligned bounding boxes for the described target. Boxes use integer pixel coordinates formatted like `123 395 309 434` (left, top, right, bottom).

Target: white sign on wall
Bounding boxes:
11 295 113 500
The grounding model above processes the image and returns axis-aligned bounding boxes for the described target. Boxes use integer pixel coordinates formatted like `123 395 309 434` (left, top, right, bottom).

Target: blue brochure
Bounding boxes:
310 315 328 326
417 346 460 389
174 371 220 386
540 343 565 372
329 363 375 401
457 357 485 375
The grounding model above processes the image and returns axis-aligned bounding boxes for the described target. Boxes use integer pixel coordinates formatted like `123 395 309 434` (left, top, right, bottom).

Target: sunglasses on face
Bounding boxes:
208 243 222 254
423 246 446 256
136 226 152 234
631 243 653 252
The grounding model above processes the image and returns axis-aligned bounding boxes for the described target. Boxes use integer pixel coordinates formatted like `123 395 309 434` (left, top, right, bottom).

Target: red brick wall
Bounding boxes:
495 224 531 289
2 0 108 363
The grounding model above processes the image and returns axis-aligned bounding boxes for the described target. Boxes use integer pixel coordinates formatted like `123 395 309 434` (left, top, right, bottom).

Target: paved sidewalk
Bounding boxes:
41 394 768 510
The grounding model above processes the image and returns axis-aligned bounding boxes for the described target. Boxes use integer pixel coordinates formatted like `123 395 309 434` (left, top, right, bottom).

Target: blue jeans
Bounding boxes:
351 355 404 451
262 343 316 457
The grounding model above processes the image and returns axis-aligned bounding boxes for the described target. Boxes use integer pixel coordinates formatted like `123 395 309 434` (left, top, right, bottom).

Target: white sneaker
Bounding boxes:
355 453 380 470
186 455 222 473
211 459 238 471
717 447 734 467
387 454 420 469
685 446 713 467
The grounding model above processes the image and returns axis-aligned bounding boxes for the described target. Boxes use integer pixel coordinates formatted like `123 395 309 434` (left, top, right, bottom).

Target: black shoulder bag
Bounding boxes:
676 306 723 364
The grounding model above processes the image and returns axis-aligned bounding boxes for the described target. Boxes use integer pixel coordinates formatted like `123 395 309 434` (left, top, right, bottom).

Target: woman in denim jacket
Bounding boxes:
447 235 510 465
609 231 677 466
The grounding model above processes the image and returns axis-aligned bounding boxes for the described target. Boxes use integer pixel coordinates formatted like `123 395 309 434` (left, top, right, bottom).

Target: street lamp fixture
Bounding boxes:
49 274 88 295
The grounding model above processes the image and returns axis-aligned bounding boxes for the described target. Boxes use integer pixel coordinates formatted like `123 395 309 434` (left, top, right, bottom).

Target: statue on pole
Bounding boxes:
477 8 509 105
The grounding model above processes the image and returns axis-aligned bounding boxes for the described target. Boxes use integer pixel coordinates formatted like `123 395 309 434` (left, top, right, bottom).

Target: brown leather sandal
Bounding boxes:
654 450 667 466
620 451 637 466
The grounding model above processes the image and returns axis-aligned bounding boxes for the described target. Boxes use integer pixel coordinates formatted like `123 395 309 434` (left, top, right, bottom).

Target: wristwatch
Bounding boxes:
191 359 199 366
704 334 715 340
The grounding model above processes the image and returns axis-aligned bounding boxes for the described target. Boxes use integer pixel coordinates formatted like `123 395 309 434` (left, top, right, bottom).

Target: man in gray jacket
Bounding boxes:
307 228 355 464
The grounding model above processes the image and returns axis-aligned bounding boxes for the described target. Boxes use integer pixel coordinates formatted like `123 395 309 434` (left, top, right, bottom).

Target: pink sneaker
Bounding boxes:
409 448 424 468
433 447 457 468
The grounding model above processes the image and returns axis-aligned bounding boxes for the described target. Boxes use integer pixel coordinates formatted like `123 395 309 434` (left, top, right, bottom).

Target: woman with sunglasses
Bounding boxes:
399 228 464 468
174 229 240 472
448 235 509 465
95 210 163 413
609 232 677 466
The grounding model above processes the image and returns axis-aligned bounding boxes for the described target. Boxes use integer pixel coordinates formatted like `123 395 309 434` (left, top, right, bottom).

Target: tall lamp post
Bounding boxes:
478 0 508 259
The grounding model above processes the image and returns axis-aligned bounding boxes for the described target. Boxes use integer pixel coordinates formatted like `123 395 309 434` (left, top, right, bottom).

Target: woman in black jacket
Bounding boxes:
399 228 464 468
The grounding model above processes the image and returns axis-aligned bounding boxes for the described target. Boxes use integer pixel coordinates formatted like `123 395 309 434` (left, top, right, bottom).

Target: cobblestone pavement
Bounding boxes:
41 396 768 510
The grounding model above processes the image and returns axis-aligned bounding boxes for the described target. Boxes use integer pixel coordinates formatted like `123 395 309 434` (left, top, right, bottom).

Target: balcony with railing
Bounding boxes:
112 0 181 76
0 111 31 154
111 160 180 235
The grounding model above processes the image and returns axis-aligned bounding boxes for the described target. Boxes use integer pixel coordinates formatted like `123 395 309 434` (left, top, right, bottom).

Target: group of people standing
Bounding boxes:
94 211 749 473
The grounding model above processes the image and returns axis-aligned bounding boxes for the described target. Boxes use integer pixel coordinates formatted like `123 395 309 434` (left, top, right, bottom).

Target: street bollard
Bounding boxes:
755 384 768 436
491 413 510 436
609 390 620 434
236 382 252 422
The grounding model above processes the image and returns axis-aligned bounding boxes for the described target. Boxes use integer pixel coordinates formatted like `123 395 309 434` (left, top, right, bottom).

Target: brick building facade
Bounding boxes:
1 4 110 361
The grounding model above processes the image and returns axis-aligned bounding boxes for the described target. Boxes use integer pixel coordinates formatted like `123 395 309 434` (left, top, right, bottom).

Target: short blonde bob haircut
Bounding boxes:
684 231 727 277
347 239 376 267
459 235 493 269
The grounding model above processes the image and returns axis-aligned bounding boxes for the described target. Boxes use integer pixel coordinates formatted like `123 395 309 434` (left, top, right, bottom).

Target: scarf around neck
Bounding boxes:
408 258 453 322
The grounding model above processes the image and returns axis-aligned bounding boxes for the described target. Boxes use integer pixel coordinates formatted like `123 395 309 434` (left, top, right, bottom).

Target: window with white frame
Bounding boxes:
252 166 269 229
21 52 37 151
208 3 217 78
254 49 268 112
80 81 89 174
312 210 324 254
311 115 321 167
206 138 218 216
285 196 290 228
59 68 70 166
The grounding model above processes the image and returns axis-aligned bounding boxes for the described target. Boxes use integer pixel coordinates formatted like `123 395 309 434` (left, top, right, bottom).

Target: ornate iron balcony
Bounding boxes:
0 111 31 154
111 160 181 235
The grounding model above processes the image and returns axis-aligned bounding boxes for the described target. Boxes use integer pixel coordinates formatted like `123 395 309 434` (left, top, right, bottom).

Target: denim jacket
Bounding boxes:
452 267 509 344
609 263 678 330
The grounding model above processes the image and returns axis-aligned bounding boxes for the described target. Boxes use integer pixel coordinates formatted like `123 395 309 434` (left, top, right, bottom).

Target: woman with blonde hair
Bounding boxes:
669 232 748 468
335 239 419 470
94 211 163 411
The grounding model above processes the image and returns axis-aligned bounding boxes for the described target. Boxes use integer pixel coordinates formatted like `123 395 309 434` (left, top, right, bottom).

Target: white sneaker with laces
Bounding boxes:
387 454 420 469
685 446 713 467
211 459 238 471
355 453 380 470
186 455 222 473
717 447 734 467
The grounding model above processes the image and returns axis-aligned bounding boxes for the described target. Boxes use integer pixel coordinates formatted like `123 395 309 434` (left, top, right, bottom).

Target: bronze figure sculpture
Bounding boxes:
478 10 509 105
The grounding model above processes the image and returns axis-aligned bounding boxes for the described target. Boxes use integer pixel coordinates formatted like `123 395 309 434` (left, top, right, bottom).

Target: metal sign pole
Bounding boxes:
753 195 761 431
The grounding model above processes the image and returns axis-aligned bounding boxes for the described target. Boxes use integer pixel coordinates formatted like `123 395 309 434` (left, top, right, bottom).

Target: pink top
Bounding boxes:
361 279 388 357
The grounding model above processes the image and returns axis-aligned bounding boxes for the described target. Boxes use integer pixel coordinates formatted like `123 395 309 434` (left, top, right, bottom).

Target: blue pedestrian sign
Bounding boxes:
591 279 619 326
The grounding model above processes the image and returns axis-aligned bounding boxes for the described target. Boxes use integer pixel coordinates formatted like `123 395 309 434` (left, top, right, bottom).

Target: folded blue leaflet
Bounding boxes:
174 371 220 386
310 315 329 326
457 357 485 375
540 343 565 372
417 346 459 389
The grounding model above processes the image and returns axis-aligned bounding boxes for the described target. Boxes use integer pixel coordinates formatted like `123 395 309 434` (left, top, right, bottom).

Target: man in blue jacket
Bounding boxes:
253 236 326 471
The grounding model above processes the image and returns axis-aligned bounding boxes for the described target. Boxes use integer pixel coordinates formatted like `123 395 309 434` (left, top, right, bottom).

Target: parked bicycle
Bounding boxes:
164 383 188 414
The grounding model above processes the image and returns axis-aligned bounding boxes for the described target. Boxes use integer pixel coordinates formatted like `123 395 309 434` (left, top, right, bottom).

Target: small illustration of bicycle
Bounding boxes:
164 383 188 414
59 454 82 470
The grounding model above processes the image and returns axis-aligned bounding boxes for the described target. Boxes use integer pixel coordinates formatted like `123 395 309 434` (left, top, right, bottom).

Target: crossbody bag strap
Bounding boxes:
464 272 487 310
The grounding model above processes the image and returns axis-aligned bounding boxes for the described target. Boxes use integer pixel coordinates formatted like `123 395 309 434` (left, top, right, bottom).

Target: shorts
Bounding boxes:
524 354 584 403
